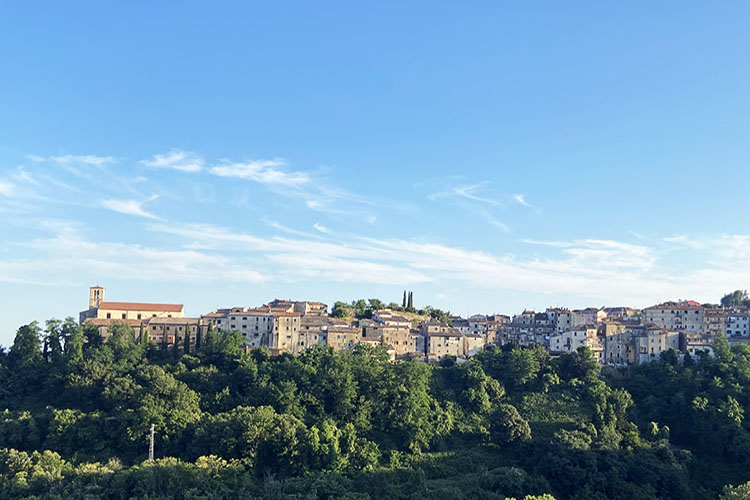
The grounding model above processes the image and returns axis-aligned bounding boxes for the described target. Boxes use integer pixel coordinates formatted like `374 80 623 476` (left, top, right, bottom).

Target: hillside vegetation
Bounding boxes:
0 319 748 499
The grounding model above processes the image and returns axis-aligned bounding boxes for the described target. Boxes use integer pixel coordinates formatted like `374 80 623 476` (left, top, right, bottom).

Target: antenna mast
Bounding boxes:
148 423 155 461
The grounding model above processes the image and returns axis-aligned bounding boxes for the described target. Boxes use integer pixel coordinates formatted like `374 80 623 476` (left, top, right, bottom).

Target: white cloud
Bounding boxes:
430 182 501 206
3 230 267 286
141 149 204 172
261 216 321 239
7 217 750 308
313 223 331 234
0 181 13 196
51 154 115 166
481 211 509 232
663 234 705 249
101 195 160 219
209 159 309 186
513 193 532 207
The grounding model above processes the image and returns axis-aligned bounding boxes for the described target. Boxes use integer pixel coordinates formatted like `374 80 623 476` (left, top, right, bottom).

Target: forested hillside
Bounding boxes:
0 319 749 499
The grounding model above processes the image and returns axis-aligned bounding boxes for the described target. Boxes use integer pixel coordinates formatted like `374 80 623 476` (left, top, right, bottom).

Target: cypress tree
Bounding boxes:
407 291 413 311
173 326 182 361
402 290 407 308
140 322 150 346
184 324 191 355
195 324 203 351
161 325 168 354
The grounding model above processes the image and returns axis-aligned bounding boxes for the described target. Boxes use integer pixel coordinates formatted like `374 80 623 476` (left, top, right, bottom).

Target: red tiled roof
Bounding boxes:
84 318 143 327
98 301 183 312
645 300 702 310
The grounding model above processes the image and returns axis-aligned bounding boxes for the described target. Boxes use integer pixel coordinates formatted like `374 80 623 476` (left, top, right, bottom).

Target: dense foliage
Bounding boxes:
0 320 749 498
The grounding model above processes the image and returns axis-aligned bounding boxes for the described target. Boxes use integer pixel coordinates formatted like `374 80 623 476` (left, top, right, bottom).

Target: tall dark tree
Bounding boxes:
183 324 191 355
721 289 750 307
407 291 414 311
174 327 183 361
139 323 149 346
8 322 42 368
195 324 203 351
161 325 169 354
44 319 64 364
63 321 84 366
402 290 407 308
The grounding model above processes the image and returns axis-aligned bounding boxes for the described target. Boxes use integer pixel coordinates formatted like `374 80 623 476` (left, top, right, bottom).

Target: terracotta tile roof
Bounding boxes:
145 317 202 325
84 318 143 327
645 301 702 310
98 301 183 312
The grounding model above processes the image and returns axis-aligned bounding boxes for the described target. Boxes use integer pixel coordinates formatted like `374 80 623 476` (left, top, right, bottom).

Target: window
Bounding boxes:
137 314 142 319
106 313 111 319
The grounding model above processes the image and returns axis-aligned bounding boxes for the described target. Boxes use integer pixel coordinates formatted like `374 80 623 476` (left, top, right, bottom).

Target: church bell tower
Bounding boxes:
89 286 105 308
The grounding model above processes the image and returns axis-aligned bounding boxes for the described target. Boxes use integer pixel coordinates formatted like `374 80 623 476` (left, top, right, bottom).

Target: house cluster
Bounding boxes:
78 286 750 365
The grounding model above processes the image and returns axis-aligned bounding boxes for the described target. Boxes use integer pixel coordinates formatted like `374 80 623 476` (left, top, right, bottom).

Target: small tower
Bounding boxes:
89 286 105 308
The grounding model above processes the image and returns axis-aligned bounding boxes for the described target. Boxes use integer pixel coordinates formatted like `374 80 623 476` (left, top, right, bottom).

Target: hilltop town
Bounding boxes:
77 285 746 366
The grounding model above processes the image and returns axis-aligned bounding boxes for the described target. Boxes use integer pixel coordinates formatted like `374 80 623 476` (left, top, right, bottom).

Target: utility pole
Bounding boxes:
148 423 155 461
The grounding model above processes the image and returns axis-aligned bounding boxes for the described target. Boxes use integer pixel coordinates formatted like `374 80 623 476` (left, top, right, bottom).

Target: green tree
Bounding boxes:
331 301 350 318
8 322 42 368
195 325 203 351
721 481 750 500
721 290 750 307
161 325 169 354
44 319 64 364
183 324 191 355
368 299 384 312
402 290 407 308
60 318 83 365
489 404 531 445
715 332 734 365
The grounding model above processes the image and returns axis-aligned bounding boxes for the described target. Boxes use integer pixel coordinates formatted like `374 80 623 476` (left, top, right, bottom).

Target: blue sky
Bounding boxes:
2 1 750 345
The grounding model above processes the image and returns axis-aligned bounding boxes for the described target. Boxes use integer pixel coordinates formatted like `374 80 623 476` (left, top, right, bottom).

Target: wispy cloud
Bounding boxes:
3 225 267 286
261 216 321 239
480 211 509 232
209 159 309 186
663 234 704 249
0 181 13 196
629 230 645 240
513 193 532 207
51 154 115 167
7 216 750 308
430 182 502 207
141 149 204 172
101 195 160 219
313 223 332 234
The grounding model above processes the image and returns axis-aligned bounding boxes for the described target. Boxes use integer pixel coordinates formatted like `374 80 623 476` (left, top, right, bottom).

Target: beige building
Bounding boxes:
603 321 633 365
79 286 184 324
294 301 328 316
463 333 484 357
703 308 728 336
372 310 411 328
425 329 463 361
327 325 363 352
550 325 597 353
266 299 328 316
299 316 330 350
202 306 301 353
364 324 415 357
144 317 205 351
632 325 680 364
83 316 206 352
643 301 703 333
